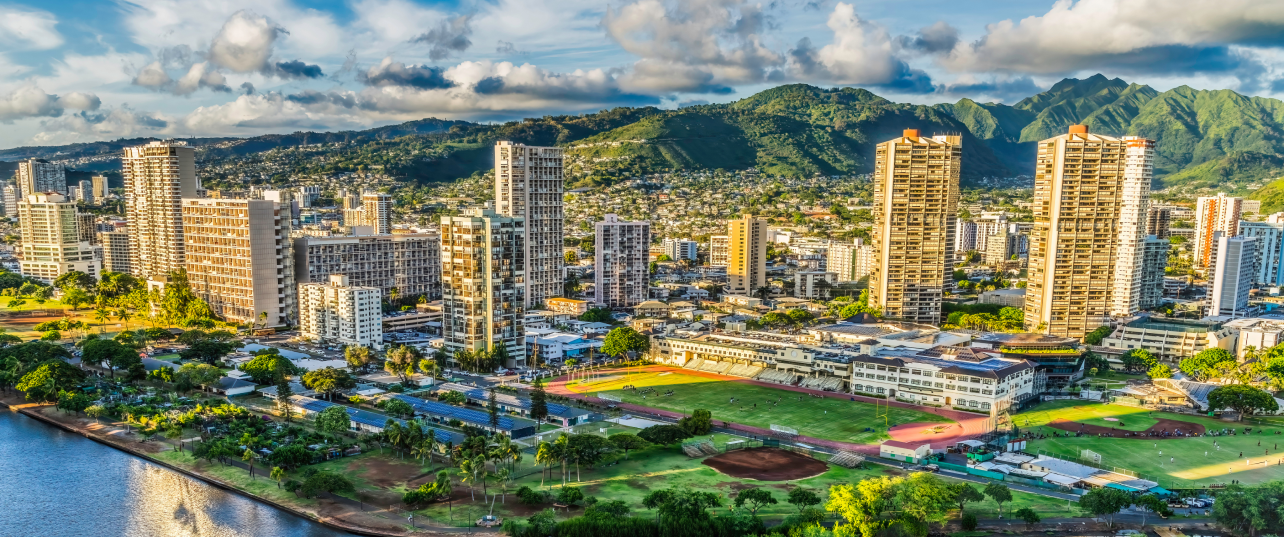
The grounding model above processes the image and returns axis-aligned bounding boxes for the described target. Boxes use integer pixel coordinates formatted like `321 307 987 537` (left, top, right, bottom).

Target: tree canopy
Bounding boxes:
1209 384 1279 420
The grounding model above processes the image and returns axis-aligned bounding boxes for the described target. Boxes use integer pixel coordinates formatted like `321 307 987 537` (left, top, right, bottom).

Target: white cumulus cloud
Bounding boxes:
0 6 63 50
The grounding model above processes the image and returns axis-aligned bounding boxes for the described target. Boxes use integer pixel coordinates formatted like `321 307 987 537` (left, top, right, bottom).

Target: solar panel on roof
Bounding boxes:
390 394 517 430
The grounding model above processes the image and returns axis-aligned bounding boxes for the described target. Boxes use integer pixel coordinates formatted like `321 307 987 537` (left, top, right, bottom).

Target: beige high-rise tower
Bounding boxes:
495 141 563 308
1025 125 1137 338
362 191 392 234
727 215 767 295
1194 193 1243 268
123 141 199 279
440 206 526 369
182 198 295 327
869 129 960 325
17 193 100 283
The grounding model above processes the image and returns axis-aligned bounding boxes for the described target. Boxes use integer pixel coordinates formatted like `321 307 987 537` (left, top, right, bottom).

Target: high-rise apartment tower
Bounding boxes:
595 214 650 308
727 215 768 295
182 198 295 327
869 129 960 325
440 206 526 369
1194 193 1243 268
123 141 199 279
494 141 563 308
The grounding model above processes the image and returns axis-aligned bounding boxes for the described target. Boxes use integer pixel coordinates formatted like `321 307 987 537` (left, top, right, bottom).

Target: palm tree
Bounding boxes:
385 421 405 459
459 457 480 501
495 468 511 504
536 441 554 488
755 286 772 302
270 467 286 489
389 287 400 306
552 434 571 486
93 308 110 333
242 448 257 479
114 308 132 331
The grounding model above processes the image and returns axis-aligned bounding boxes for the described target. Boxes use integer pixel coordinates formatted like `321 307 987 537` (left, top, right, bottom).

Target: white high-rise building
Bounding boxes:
441 206 526 369
17 193 100 283
709 235 730 266
75 179 94 204
795 271 836 299
362 191 392 234
123 141 199 279
2 184 17 218
1109 136 1157 316
182 198 295 327
1209 235 1258 318
954 220 978 254
595 214 650 308
662 238 698 262
1195 193 1243 268
1241 219 1284 286
298 275 383 350
16 159 66 196
494 141 563 308
827 241 863 282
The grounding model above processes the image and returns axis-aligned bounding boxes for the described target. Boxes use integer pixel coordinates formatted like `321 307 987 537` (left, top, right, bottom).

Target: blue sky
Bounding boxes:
1 0 1282 148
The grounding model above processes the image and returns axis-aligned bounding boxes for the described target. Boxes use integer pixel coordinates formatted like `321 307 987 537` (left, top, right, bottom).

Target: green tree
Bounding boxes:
302 367 356 400
949 482 984 517
314 405 351 436
270 467 286 489
176 363 224 389
1213 481 1284 536
82 338 140 379
238 353 298 384
601 326 650 360
1014 507 1041 529
1180 348 1236 381
787 487 822 515
678 408 713 435
1083 325 1114 345
826 477 901 537
16 361 86 402
178 335 240 366
344 345 371 374
983 482 1012 519
1079 487 1132 528
530 376 549 423
1134 493 1172 528
608 433 649 459
578 307 615 324
1120 348 1158 373
734 488 777 515
384 345 420 386
1148 363 1174 379
1209 384 1279 420
382 398 415 419
637 424 691 445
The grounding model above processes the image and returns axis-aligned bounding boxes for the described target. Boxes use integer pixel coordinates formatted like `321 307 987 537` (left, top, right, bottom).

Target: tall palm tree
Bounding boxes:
552 434 571 486
384 421 405 459
93 308 110 333
536 441 554 488
114 308 132 331
459 457 480 501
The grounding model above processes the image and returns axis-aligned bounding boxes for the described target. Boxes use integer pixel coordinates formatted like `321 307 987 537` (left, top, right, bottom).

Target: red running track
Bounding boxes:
548 365 994 453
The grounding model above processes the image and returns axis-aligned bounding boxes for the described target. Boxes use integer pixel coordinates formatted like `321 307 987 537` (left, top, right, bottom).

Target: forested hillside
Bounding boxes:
8 74 1284 193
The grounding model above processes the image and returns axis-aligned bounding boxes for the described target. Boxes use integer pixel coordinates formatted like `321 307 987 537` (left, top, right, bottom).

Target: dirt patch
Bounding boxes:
702 447 828 481
1047 417 1206 438
348 456 434 489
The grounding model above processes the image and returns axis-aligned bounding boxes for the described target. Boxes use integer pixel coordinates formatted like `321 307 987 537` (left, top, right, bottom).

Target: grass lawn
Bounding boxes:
1017 401 1284 487
565 368 950 445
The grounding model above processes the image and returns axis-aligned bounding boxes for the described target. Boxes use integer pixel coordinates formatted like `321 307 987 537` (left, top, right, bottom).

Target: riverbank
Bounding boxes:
0 392 489 537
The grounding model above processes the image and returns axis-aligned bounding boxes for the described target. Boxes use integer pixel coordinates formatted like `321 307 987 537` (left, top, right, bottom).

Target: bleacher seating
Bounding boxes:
698 442 720 456
828 451 866 468
726 364 764 378
683 358 706 371
799 377 844 391
682 444 705 457
698 360 732 374
754 369 799 385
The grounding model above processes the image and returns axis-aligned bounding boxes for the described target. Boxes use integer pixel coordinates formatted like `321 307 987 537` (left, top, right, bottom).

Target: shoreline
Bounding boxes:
0 396 466 537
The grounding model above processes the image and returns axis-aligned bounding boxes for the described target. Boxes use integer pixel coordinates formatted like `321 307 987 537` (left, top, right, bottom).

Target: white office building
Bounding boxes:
299 275 383 350
1209 235 1258 318
795 271 836 299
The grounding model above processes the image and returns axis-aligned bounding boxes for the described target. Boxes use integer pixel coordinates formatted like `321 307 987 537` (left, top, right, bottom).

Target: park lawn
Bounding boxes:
1028 424 1284 487
567 368 949 444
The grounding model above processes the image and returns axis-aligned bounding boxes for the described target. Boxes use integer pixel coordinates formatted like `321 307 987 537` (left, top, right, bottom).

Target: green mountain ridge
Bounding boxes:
8 75 1284 193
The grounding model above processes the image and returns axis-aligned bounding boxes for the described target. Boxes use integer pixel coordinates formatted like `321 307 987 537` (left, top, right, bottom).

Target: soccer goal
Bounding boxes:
770 424 798 436
1081 449 1102 465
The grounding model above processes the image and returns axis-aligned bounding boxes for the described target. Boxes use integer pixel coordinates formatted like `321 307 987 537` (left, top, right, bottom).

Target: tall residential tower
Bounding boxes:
1194 193 1243 268
727 215 768 295
494 141 563 308
123 141 199 279
440 206 526 369
869 129 960 325
1109 136 1156 316
595 214 650 308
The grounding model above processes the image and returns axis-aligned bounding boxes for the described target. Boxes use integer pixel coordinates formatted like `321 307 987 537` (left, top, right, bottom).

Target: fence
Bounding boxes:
935 460 1077 493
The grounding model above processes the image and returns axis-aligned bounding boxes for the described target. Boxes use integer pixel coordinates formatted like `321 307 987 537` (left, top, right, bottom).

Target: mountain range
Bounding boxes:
7 74 1284 201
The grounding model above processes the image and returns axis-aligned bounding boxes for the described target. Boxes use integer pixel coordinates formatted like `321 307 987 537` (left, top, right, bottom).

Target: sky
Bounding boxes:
2 0 1284 149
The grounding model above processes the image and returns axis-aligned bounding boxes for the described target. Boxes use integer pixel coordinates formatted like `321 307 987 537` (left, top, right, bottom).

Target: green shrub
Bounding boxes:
961 512 978 531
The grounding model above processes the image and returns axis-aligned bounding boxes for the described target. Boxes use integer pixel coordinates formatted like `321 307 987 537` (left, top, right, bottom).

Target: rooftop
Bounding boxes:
1125 317 1222 333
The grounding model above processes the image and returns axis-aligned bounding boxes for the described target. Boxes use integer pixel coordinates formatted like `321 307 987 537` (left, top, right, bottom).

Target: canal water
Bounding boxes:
0 410 353 536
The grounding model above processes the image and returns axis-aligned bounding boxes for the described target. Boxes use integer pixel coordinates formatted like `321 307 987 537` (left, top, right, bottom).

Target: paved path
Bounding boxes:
548 365 993 451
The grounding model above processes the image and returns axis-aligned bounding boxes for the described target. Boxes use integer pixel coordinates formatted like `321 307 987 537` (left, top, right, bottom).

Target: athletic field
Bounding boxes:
564 368 951 445
1017 401 1284 486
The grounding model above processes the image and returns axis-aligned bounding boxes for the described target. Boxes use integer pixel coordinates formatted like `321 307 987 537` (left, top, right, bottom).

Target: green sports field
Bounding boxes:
565 368 951 445
1017 401 1284 486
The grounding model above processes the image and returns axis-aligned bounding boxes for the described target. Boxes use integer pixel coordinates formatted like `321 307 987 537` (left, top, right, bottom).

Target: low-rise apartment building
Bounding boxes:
298 274 383 350
547 297 590 316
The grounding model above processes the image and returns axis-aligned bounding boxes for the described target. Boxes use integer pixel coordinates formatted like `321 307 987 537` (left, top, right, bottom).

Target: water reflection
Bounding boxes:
0 411 351 536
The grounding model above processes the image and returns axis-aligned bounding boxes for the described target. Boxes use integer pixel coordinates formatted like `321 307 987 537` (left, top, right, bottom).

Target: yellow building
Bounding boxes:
727 215 767 295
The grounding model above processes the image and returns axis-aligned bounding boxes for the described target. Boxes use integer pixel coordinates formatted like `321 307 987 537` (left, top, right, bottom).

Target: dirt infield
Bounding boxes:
701 447 829 481
1048 417 1206 438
